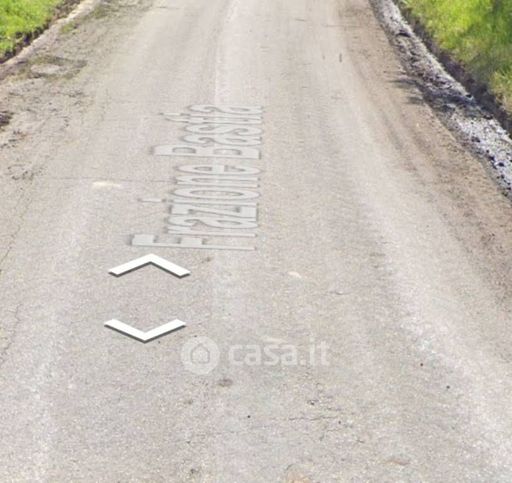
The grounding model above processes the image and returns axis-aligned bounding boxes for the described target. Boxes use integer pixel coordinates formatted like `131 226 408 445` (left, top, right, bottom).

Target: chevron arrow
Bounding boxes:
109 254 190 278
105 319 186 343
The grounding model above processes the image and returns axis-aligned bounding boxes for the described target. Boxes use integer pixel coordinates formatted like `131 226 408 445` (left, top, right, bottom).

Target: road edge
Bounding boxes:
0 0 102 81
370 0 512 197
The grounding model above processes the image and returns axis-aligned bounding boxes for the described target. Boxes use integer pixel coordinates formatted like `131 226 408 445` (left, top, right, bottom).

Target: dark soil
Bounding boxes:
0 111 12 130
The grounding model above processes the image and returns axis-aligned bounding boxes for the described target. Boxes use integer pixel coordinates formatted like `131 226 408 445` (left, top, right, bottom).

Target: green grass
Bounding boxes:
0 0 64 58
402 0 512 111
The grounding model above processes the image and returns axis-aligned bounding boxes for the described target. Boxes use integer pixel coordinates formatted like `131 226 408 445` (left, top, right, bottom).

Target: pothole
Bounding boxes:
30 63 63 77
27 55 86 79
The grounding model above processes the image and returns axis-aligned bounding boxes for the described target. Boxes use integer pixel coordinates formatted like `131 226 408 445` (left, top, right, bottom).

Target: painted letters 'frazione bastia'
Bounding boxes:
132 105 264 251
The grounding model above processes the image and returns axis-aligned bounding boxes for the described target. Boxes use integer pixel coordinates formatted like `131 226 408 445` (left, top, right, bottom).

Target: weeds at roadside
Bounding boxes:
402 0 512 112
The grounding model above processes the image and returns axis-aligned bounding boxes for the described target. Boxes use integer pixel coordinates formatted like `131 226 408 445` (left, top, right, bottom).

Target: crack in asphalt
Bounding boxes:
0 303 23 370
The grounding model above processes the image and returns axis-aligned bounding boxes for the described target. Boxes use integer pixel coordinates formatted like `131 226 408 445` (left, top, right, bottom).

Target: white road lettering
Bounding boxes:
168 216 257 229
177 164 261 175
154 144 260 159
188 104 263 115
184 125 262 136
173 187 260 200
170 204 257 219
162 114 262 125
175 175 259 188
171 197 257 206
132 234 255 251
166 227 256 238
133 106 264 250
181 134 262 147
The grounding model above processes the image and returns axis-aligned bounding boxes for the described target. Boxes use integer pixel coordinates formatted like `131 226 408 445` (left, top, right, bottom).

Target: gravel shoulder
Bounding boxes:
371 0 512 197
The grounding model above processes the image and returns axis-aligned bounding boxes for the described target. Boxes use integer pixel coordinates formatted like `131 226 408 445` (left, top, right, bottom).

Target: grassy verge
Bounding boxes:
401 0 512 112
0 0 73 60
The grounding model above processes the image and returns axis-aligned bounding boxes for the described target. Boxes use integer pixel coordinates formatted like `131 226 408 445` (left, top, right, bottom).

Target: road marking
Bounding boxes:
132 234 255 251
132 163 261 250
109 254 190 278
105 319 186 343
153 144 260 159
131 106 265 251
166 228 256 238
155 106 263 159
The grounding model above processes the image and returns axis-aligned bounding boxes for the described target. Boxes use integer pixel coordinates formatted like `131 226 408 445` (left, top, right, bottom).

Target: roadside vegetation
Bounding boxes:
0 0 68 59
401 0 512 112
